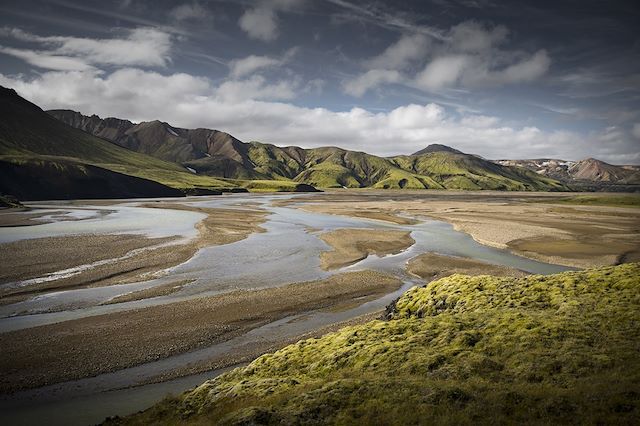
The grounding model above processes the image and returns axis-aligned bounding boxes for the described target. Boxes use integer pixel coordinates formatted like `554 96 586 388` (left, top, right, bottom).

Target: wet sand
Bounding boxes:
0 270 400 393
407 252 527 280
101 280 193 305
139 203 266 247
0 209 51 227
137 310 384 387
298 205 417 225
0 234 175 287
294 190 640 268
319 228 415 269
0 203 267 302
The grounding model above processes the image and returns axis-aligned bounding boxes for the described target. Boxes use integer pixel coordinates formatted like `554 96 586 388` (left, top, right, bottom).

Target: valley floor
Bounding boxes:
0 190 638 425
292 190 640 268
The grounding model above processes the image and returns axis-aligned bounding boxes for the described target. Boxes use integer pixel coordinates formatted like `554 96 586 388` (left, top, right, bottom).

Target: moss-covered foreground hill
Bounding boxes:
113 263 640 425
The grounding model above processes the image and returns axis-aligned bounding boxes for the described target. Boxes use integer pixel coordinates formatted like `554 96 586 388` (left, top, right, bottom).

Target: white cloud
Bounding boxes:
346 20 550 95
414 49 550 91
0 27 172 70
633 123 640 139
169 2 210 22
0 46 95 71
469 50 550 86
0 69 209 118
216 74 299 101
239 7 278 41
449 21 508 52
228 48 297 78
229 55 282 78
364 33 430 70
3 68 632 163
460 115 500 128
238 0 302 42
415 55 469 91
343 69 402 97
388 104 446 128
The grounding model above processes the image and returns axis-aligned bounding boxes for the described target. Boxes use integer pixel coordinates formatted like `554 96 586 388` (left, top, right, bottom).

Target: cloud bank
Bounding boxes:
0 27 173 70
346 21 551 96
2 67 635 163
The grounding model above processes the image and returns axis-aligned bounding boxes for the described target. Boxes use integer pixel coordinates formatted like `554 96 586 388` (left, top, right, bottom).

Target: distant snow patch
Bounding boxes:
186 167 197 174
167 127 179 137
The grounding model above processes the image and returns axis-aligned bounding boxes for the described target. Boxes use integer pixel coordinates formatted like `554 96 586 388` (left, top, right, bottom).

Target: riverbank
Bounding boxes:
407 252 527 279
0 270 401 393
0 202 267 303
292 190 640 268
318 228 415 270
0 190 630 425
120 263 640 425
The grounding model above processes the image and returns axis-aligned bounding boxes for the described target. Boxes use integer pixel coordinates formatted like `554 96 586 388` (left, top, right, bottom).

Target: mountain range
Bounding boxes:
46 109 567 193
496 158 640 190
2 85 638 201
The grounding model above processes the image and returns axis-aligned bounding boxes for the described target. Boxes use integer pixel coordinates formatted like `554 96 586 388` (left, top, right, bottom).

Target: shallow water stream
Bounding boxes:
0 193 573 425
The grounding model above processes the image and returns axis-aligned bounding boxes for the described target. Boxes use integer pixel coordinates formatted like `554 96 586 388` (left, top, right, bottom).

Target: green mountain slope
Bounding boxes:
393 151 568 191
48 109 261 179
117 263 640 425
50 109 569 191
0 87 238 199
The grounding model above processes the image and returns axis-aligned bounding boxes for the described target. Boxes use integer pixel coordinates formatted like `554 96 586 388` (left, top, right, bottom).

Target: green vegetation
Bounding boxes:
544 194 640 208
240 147 569 191
43 99 571 193
1 87 571 196
392 152 567 191
116 263 640 425
239 180 305 192
0 87 239 195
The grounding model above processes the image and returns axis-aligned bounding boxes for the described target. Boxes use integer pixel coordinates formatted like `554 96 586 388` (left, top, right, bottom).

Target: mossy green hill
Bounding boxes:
0 86 241 199
50 108 569 192
114 263 640 425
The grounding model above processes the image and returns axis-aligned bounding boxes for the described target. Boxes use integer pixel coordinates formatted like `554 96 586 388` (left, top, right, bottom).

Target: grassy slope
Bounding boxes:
247 144 567 191
542 194 640 208
45 105 568 192
238 180 304 192
392 152 567 191
0 88 235 191
291 148 443 189
119 263 640 425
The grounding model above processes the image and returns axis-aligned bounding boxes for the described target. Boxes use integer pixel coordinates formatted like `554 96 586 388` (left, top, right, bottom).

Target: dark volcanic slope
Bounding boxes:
48 109 256 177
50 109 568 191
0 86 232 200
0 158 182 200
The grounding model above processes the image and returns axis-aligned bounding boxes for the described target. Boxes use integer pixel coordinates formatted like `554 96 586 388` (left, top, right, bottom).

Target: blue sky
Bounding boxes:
0 0 639 163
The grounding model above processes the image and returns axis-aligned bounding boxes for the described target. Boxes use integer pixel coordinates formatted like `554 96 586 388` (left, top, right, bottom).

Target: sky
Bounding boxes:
0 0 639 163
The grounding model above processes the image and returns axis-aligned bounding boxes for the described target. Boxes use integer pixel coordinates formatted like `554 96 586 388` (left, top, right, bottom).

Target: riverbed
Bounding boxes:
0 192 574 425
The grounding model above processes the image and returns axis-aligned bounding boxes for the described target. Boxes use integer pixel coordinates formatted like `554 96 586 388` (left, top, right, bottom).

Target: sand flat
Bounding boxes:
294 191 640 268
407 252 527 280
319 228 415 269
0 202 267 302
0 270 401 393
